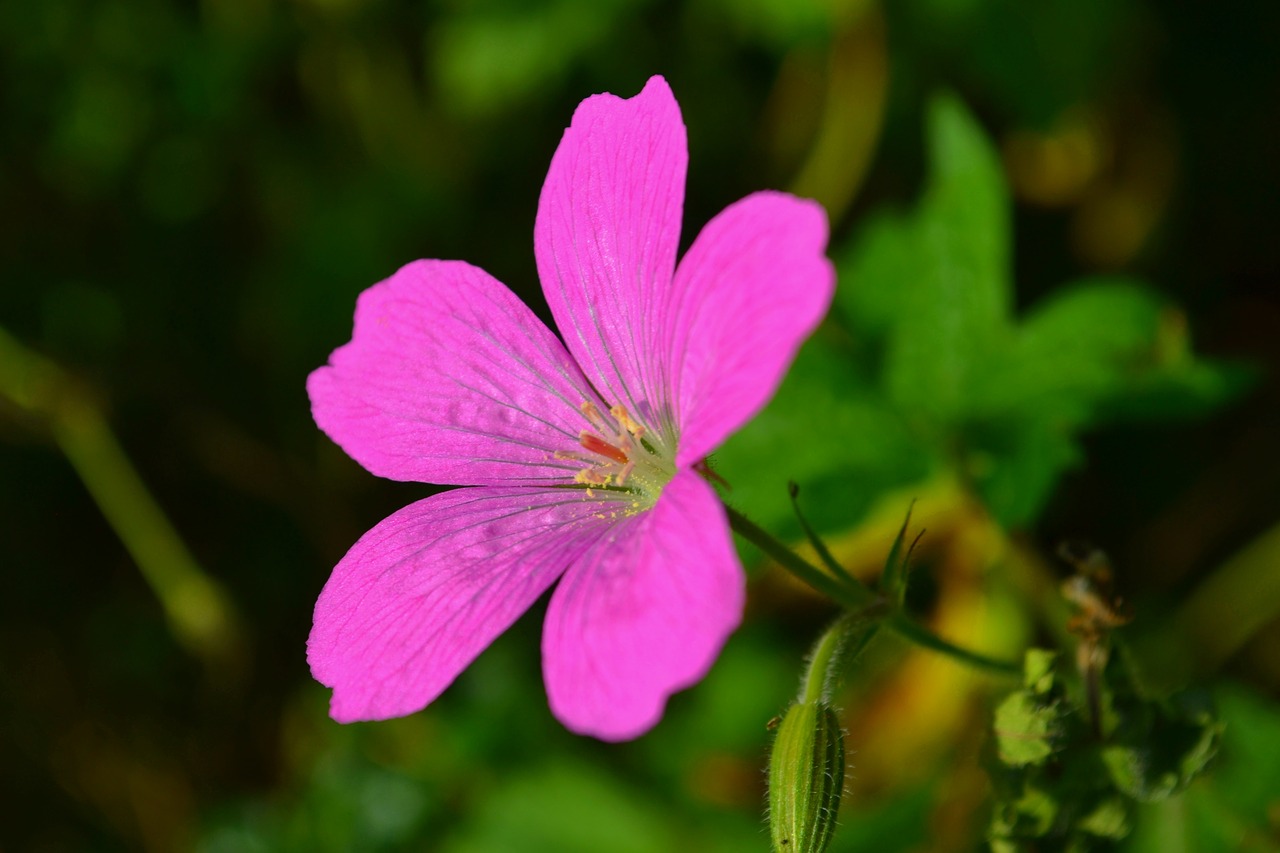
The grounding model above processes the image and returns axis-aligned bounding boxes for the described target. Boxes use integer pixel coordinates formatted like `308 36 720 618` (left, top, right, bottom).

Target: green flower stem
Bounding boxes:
884 612 1019 676
725 502 1019 678
724 503 879 611
800 618 847 705
0 326 244 676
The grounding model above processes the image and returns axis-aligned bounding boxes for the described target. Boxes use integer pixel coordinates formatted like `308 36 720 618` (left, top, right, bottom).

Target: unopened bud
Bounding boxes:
767 700 845 853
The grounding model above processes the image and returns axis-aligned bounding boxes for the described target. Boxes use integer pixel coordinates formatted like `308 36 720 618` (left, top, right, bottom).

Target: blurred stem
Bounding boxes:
725 503 1019 677
788 4 888 224
1171 519 1280 674
0 326 244 675
884 612 1019 676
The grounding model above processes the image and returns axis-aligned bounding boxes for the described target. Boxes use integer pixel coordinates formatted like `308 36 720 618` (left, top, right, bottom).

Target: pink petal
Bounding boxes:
309 486 623 722
541 470 744 740
308 259 604 486
665 192 834 466
534 76 686 437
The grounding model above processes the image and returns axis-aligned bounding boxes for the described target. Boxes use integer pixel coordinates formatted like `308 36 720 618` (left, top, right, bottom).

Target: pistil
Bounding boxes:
554 399 674 505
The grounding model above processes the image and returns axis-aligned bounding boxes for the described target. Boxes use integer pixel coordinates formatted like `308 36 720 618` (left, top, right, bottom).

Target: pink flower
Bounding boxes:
307 76 834 740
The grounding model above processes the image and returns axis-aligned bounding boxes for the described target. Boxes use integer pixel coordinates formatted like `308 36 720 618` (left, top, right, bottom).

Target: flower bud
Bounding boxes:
767 700 845 853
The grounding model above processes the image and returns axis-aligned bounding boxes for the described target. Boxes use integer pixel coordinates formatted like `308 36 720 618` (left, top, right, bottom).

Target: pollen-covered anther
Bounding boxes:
574 468 610 486
579 401 613 435
610 405 646 440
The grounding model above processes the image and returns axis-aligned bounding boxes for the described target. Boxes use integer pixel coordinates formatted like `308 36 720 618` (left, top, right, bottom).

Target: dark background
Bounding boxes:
2 0 1278 850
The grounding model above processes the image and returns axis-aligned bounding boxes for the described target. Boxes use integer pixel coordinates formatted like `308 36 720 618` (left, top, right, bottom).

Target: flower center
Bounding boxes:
555 401 675 507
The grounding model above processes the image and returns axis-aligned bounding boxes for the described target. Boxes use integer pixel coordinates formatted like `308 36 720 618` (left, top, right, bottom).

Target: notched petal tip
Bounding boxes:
569 75 679 127
536 74 690 433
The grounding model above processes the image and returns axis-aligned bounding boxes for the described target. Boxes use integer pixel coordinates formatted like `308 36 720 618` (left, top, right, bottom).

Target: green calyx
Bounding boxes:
767 700 846 853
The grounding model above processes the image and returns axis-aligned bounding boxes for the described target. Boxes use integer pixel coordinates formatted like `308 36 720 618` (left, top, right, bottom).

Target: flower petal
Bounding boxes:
665 191 834 465
541 470 744 740
534 75 686 437
308 259 604 486
309 486 622 722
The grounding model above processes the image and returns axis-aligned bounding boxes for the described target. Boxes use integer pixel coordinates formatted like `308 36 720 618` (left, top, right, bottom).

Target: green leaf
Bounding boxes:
833 211 916 340
961 278 1243 525
1024 649 1058 695
1078 797 1130 840
884 92 1012 422
1124 685 1280 853
965 415 1083 527
993 690 1062 767
1100 658 1223 803
714 332 935 540
972 279 1166 420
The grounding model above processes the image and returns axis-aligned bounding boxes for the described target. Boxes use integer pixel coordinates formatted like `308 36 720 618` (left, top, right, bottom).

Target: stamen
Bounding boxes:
579 401 614 435
574 469 610 486
560 398 674 507
610 405 646 439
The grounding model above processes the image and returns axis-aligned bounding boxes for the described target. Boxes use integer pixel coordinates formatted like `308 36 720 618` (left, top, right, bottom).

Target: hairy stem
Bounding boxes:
725 502 1019 677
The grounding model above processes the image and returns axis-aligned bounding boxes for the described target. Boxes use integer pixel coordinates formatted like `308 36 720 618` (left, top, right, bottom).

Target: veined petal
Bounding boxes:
542 470 744 740
534 75 686 438
665 192 834 465
308 260 603 486
309 487 622 722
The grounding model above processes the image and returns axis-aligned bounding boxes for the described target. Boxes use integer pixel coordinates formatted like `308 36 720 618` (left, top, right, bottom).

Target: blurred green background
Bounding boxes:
3 0 1279 850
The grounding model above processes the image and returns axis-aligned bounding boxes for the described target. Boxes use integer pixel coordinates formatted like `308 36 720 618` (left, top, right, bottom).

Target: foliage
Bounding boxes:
2 0 1278 851
985 649 1221 851
719 92 1241 536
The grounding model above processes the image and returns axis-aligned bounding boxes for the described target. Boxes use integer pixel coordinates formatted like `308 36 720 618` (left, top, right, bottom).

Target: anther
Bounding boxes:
574 469 610 486
579 401 613 435
610 405 646 439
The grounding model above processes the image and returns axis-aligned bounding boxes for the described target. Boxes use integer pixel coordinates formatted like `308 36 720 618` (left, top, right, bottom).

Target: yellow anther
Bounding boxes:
574 469 609 486
610 405 646 439
579 400 612 434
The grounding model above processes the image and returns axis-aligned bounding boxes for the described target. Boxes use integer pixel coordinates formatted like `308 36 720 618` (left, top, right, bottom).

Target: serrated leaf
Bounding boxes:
1101 664 1223 803
1077 797 1129 839
993 691 1061 767
1126 685 1280 852
1102 715 1222 803
1024 649 1058 695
